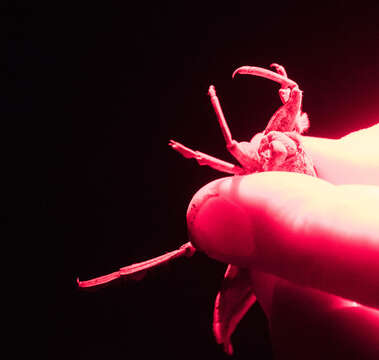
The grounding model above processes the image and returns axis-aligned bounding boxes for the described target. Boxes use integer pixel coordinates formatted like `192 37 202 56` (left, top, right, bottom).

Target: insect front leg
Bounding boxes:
270 63 290 104
270 64 309 134
169 140 246 175
264 86 304 134
232 64 304 133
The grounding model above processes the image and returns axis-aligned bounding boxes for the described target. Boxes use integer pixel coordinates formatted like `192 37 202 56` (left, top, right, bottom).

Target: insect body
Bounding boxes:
78 64 317 356
169 63 316 177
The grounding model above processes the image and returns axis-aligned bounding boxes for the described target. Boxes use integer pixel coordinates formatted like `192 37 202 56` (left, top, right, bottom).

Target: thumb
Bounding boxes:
187 172 379 309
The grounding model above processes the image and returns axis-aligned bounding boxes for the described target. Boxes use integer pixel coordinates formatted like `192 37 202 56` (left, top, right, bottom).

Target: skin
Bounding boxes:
187 124 379 359
301 123 379 186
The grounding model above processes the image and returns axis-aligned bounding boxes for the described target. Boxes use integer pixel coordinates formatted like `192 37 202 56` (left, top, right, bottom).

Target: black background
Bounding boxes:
9 1 379 359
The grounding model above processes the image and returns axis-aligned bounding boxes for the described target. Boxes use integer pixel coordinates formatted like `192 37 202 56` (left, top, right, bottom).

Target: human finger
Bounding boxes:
301 123 379 186
186 172 379 309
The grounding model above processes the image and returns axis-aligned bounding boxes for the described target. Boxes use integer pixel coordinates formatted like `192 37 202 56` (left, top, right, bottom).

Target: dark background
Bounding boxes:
9 1 379 359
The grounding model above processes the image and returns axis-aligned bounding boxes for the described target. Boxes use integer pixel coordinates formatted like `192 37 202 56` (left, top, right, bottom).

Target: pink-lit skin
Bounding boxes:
187 124 379 358
301 124 379 185
187 171 379 308
249 270 379 359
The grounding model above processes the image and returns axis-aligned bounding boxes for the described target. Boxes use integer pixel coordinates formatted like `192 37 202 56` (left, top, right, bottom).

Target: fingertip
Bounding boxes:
186 177 255 266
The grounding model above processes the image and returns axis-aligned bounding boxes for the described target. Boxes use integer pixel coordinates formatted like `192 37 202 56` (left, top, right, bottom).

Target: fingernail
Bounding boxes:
186 178 255 266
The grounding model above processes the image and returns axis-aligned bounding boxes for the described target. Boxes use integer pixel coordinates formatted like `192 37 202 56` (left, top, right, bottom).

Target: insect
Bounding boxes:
169 63 316 177
78 64 317 355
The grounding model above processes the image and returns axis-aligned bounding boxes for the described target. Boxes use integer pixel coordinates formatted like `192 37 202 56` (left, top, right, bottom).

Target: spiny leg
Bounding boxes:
233 64 298 108
232 65 298 89
169 140 245 175
232 64 302 133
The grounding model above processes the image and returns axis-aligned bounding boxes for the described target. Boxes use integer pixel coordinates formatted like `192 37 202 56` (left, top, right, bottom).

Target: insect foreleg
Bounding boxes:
270 63 288 78
232 66 298 89
270 63 291 104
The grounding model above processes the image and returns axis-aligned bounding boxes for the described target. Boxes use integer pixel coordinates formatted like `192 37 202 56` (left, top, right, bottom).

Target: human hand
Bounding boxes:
187 124 379 359
77 124 379 358
301 123 379 185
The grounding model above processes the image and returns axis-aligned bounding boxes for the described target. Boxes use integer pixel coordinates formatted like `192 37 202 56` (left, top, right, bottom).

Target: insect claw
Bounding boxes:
232 65 298 89
270 63 288 78
232 66 247 79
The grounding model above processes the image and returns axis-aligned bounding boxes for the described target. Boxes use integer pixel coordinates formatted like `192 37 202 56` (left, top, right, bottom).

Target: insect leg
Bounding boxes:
208 85 233 147
264 87 303 133
208 86 260 171
232 65 298 89
270 63 288 78
267 64 309 133
77 242 196 288
169 140 246 175
270 63 290 104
